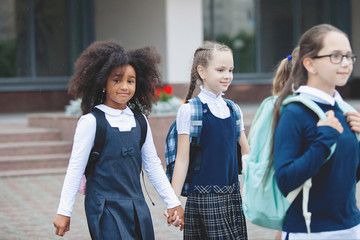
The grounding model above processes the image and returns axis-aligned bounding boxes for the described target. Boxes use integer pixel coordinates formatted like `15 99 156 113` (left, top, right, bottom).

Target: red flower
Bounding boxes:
163 85 173 95
154 85 173 102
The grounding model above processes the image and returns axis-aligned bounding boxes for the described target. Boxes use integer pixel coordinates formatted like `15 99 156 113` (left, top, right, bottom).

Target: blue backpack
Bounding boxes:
242 94 359 233
165 96 242 197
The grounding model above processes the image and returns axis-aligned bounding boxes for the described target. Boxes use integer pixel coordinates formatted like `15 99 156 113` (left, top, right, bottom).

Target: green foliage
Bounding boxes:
0 40 17 77
215 31 255 73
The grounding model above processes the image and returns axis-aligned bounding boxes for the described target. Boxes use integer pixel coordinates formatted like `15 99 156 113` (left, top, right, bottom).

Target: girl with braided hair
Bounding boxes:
170 41 249 239
53 40 183 239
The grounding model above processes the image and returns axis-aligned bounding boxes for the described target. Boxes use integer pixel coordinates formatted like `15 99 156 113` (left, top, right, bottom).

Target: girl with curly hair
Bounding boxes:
53 40 183 239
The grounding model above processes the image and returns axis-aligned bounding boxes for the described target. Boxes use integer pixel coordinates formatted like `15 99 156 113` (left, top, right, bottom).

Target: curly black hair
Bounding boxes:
127 46 161 115
68 40 162 115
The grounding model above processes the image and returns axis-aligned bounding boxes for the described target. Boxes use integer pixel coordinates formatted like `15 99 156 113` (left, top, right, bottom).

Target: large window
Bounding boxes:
203 0 256 74
0 0 94 90
204 0 351 82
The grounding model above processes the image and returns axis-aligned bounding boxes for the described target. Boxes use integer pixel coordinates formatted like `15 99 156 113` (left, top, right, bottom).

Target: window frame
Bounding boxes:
0 0 95 92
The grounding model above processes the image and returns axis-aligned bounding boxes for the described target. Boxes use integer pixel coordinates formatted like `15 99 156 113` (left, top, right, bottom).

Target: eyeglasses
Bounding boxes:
313 53 357 64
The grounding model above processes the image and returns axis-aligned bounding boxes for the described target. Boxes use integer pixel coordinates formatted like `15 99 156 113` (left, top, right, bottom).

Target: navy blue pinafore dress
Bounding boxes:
184 103 248 239
84 112 154 240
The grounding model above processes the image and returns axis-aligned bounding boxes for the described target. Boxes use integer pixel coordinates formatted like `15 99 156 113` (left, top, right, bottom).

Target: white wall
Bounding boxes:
165 0 203 84
352 0 360 77
94 0 203 85
94 0 167 76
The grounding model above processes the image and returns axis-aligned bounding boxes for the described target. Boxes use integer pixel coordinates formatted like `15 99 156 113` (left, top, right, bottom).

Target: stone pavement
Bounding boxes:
2 171 360 240
0 173 279 240
1 99 360 239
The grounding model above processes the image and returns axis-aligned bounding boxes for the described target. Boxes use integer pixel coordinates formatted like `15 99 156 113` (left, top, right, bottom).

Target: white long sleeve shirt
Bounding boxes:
57 104 181 217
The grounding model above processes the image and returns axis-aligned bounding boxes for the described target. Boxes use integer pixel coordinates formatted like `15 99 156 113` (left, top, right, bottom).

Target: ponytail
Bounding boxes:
272 47 299 96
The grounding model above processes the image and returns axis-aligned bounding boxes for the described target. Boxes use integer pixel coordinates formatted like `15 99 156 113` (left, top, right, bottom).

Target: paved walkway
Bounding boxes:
2 165 360 239
1 99 360 239
0 173 279 240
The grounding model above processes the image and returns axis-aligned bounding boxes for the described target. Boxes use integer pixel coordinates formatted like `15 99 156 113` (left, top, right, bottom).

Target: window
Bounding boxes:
0 0 94 90
203 0 351 81
203 0 256 74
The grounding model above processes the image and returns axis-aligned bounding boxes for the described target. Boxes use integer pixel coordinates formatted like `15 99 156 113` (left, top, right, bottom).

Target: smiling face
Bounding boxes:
103 64 136 110
198 50 234 96
306 31 353 94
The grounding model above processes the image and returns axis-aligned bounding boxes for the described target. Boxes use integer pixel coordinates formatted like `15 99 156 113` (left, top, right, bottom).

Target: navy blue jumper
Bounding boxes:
84 110 154 240
183 103 248 240
189 103 239 193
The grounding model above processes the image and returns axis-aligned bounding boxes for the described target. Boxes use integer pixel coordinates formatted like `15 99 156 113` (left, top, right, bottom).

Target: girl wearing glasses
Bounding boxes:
272 24 360 239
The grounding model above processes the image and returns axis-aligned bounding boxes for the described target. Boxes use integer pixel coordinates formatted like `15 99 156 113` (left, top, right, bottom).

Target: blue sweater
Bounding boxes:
274 101 360 233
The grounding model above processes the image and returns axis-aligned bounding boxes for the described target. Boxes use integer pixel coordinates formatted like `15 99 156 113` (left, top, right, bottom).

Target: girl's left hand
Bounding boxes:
344 112 360 134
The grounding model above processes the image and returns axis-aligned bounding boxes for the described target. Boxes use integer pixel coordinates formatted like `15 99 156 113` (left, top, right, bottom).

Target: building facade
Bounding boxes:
0 0 359 112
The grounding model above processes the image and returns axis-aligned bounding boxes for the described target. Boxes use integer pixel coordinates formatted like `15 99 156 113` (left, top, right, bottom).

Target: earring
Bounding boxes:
103 89 105 93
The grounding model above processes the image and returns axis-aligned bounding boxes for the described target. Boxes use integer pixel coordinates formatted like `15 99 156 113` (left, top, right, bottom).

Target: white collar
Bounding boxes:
199 85 224 100
95 104 134 116
296 85 343 106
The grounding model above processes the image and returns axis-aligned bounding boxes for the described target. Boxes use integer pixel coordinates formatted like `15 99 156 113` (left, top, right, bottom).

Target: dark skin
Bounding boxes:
53 215 70 236
166 206 184 231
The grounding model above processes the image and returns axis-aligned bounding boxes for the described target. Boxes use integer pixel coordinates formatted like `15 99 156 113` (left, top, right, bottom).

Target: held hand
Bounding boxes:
163 209 170 226
163 208 182 228
171 211 183 230
344 111 360 134
53 214 71 236
317 110 343 134
167 205 184 231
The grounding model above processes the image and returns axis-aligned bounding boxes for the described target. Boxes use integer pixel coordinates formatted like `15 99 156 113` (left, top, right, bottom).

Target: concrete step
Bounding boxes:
0 141 72 156
0 127 62 143
0 167 66 177
0 153 70 171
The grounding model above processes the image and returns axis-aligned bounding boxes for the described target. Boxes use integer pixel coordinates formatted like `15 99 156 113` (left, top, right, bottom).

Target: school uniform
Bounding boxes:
274 86 360 239
177 86 248 240
57 105 181 240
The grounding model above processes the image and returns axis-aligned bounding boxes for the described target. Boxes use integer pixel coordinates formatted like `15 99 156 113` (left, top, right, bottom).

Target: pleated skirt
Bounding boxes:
184 186 248 240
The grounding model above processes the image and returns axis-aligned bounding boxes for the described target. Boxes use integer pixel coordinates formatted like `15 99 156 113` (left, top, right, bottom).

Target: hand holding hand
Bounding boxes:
163 209 181 227
53 214 70 236
317 110 343 134
165 205 184 231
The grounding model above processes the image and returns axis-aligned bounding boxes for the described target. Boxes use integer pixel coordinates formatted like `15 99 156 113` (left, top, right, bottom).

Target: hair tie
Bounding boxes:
286 55 292 60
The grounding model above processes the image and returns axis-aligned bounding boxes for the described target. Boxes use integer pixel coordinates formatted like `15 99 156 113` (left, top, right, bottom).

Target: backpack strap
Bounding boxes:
132 110 148 148
188 96 205 173
224 98 241 141
85 108 107 178
189 96 203 144
92 108 107 153
165 121 178 166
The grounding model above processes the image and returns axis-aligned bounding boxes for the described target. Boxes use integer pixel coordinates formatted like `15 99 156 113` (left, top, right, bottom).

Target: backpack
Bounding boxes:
78 107 147 195
165 96 242 197
242 94 359 233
